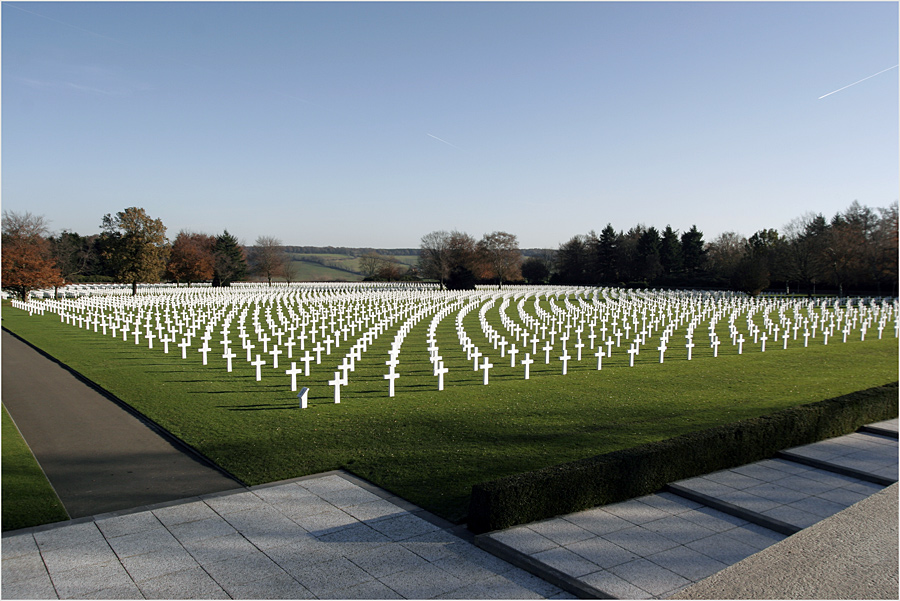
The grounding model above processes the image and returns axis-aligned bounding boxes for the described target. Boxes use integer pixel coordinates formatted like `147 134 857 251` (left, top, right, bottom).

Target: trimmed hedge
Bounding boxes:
468 381 898 533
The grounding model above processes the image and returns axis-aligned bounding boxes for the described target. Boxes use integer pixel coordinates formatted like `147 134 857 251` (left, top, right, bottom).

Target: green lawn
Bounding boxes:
2 295 897 523
2 404 69 531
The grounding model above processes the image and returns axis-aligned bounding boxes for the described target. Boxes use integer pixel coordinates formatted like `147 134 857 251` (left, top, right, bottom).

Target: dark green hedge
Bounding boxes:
468 382 898 533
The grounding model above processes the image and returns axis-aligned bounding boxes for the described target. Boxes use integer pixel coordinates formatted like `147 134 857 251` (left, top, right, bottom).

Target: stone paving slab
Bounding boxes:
2 472 573 600
481 423 896 599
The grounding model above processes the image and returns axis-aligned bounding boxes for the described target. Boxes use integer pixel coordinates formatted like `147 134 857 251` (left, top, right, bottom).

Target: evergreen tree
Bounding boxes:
594 224 621 284
212 230 247 287
659 225 682 277
680 225 706 277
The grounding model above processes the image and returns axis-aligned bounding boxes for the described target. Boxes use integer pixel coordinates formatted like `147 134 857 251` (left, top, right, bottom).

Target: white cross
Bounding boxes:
521 353 534 379
179 338 190 359
161 336 171 354
259 333 270 354
146 331 156 349
300 351 314 376
223 348 237 372
251 355 265 381
436 361 449 391
269 346 282 369
328 372 343 403
760 332 768 352
627 344 638 367
199 343 211 365
471 347 483 371
480 357 493 385
803 330 810 347
384 370 400 397
245 341 255 362
560 351 572 375
685 340 695 361
657 343 667 363
574 340 585 361
498 338 508 357
314 343 325 364
737 335 745 354
595 346 605 370
285 362 303 391
432 354 443 376
543 341 553 364
508 344 519 368
711 338 721 357
284 338 295 358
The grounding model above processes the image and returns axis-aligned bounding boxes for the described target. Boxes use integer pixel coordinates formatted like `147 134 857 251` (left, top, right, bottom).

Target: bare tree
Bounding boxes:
250 235 286 285
359 251 384 279
419 231 451 289
477 231 522 288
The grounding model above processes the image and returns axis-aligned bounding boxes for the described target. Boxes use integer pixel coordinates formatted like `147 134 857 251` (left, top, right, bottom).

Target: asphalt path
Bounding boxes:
2 329 242 518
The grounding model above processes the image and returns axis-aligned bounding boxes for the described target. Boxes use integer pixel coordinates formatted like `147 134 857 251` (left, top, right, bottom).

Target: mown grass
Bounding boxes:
2 298 897 523
2 404 69 531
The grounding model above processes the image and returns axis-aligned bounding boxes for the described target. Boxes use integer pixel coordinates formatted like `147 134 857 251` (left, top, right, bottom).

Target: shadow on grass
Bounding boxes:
222 403 302 411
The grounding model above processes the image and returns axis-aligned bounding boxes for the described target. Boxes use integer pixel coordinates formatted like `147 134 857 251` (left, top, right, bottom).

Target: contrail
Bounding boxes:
426 133 461 150
818 65 898 99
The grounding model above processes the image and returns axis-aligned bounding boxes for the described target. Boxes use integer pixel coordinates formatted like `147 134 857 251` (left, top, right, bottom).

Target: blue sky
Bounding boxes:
3 1 897 248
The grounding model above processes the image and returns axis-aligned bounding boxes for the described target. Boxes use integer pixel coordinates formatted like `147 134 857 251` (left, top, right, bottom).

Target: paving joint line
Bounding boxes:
473 533 613 599
858 424 899 439
663 483 801 536
775 450 897 486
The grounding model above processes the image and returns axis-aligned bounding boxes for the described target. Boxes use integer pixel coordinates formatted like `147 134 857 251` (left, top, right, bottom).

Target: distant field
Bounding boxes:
286 252 419 282
288 257 364 282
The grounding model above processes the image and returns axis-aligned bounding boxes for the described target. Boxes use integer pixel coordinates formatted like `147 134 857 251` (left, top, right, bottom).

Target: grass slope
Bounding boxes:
2 404 69 531
2 300 897 523
288 258 364 282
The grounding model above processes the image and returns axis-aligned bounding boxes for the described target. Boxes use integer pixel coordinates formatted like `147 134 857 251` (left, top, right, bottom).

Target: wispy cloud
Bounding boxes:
426 133 461 150
17 66 152 97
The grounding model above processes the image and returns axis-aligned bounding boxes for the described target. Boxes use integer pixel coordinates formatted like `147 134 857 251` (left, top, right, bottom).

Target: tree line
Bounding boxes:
2 200 896 300
3 207 257 299
542 201 896 296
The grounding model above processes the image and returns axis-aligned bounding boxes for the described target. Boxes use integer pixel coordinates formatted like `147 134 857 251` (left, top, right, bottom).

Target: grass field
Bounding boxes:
2 405 69 531
2 290 897 524
287 257 364 282
285 252 420 283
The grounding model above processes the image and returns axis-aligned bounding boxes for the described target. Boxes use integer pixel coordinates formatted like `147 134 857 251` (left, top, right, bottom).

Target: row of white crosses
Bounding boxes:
20 285 899 406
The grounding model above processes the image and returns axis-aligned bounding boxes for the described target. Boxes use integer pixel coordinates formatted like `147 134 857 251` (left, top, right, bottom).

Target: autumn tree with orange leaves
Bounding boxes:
166 231 215 285
1 211 64 300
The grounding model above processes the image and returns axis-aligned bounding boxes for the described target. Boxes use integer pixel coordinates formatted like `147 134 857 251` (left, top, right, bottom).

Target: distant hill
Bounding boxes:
283 246 553 257
277 246 553 282
284 246 420 256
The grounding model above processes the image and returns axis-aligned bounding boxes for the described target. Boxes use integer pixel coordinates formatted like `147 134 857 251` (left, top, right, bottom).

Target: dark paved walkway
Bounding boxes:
1 329 241 519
